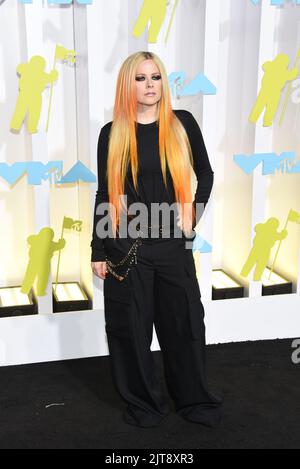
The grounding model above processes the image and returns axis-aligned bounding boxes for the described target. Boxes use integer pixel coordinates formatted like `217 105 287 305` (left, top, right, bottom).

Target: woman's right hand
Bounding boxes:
91 261 108 280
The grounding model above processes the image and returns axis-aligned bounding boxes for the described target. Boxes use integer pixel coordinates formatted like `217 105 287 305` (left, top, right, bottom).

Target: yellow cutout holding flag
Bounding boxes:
21 216 82 297
21 228 66 297
240 210 300 281
248 53 298 127
10 56 58 134
10 44 76 134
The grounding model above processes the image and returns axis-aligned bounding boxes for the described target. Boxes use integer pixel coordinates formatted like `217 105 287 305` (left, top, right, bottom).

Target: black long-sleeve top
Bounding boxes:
90 109 214 262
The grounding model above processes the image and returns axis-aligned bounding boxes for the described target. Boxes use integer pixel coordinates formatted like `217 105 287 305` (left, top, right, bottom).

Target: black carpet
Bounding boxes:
0 338 299 449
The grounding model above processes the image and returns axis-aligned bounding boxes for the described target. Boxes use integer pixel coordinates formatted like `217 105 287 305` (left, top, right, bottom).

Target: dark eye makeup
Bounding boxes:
135 75 161 81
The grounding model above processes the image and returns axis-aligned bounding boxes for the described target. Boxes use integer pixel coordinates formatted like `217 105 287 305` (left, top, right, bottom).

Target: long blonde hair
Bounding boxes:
106 51 196 237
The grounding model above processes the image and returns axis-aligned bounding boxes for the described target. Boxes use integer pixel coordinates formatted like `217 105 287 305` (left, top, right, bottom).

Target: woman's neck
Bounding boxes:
136 105 158 124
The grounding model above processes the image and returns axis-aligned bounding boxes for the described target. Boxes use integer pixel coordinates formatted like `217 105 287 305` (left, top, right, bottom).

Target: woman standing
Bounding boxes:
91 51 222 428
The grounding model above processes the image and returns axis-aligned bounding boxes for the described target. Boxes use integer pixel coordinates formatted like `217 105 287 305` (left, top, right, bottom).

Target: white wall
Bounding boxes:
0 0 299 367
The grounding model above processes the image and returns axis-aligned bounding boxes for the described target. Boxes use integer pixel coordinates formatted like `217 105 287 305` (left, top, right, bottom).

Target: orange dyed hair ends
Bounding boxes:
106 50 196 237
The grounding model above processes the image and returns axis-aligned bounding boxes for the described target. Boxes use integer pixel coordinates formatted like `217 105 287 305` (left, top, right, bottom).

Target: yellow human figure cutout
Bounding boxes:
21 228 66 296
10 56 58 134
248 53 298 127
240 218 287 281
132 0 169 43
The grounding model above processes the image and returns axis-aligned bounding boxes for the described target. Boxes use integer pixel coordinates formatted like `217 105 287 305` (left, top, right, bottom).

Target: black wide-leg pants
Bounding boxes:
103 234 222 427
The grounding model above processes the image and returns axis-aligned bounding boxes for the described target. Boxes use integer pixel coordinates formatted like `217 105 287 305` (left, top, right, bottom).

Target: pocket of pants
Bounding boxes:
103 237 135 304
104 271 132 304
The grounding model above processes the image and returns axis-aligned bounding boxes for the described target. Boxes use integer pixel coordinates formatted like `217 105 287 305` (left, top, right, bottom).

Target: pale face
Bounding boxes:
135 59 162 112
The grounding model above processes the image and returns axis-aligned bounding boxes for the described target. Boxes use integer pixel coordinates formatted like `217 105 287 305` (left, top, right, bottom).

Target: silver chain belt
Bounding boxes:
105 224 166 281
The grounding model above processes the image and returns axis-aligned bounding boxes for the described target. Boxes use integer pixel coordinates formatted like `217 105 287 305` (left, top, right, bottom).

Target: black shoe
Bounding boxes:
122 404 170 428
177 404 222 428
